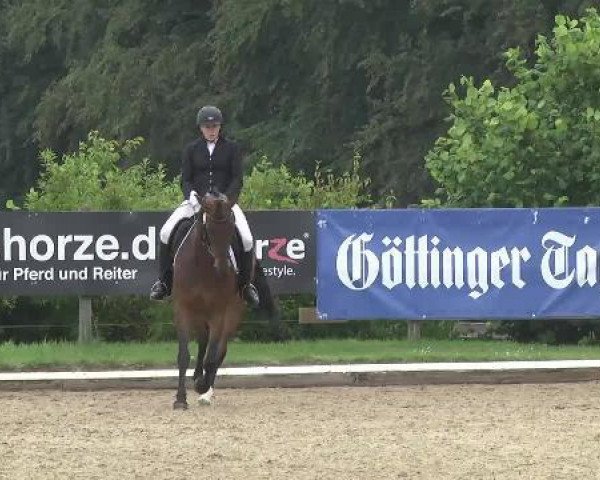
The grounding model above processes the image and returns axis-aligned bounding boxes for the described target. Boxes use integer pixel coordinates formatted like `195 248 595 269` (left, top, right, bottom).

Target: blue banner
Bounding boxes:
316 208 600 320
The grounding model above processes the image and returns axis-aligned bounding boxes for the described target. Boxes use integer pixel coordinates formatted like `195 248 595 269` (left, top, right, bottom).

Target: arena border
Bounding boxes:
1 360 600 391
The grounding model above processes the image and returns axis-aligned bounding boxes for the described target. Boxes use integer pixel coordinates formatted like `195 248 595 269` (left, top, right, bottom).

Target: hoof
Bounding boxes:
173 400 188 410
198 387 214 406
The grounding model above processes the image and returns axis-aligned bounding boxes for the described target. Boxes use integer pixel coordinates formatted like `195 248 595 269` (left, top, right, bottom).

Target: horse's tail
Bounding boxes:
254 259 276 317
254 259 288 341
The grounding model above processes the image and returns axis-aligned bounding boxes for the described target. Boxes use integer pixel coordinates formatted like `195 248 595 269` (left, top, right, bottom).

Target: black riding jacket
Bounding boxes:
180 135 243 204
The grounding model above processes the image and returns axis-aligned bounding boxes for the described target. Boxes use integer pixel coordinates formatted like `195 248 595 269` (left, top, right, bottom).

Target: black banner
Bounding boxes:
0 211 315 296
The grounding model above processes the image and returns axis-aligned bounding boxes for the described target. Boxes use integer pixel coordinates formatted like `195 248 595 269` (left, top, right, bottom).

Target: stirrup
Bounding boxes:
150 280 170 300
242 283 260 307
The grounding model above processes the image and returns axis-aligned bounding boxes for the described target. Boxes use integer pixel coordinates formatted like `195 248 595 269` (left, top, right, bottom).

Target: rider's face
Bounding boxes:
200 123 221 142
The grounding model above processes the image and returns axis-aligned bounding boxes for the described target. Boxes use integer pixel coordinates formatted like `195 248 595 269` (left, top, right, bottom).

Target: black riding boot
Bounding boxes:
239 250 260 308
150 242 173 301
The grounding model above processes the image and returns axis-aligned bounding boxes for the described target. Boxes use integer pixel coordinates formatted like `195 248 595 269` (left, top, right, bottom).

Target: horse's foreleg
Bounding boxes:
173 330 190 410
197 328 227 398
193 325 209 394
197 338 226 406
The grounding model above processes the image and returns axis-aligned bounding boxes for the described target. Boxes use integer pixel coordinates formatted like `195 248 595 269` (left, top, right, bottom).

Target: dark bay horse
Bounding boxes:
171 190 249 409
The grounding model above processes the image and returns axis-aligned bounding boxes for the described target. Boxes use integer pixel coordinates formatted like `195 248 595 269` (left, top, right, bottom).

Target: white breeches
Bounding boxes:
160 200 196 244
159 200 254 252
231 204 254 252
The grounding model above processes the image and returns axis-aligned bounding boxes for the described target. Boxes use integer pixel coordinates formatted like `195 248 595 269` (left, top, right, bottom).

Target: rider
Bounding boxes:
149 105 260 307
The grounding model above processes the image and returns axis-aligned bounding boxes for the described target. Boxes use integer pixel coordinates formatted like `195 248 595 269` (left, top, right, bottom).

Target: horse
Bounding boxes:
170 190 257 409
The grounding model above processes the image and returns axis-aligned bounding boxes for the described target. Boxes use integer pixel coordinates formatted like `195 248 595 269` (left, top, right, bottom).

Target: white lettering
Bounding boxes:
442 247 464 289
30 235 55 262
73 235 94 261
541 231 575 289
58 268 88 281
336 233 533 300
262 265 295 278
404 236 416 288
576 246 597 287
336 233 379 290
287 239 305 260
57 235 73 261
1 227 164 263
96 235 119 261
255 239 269 260
13 267 54 281
417 235 429 288
131 227 155 261
381 236 402 290
467 247 488 300
490 248 511 290
511 247 530 289
3 228 26 261
93 267 138 280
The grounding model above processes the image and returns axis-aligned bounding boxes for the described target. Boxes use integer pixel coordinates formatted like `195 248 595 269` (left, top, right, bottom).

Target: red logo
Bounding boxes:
267 238 298 264
256 237 306 264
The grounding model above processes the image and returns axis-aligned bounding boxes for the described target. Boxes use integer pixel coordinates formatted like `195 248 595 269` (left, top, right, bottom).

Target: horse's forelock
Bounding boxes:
209 198 231 223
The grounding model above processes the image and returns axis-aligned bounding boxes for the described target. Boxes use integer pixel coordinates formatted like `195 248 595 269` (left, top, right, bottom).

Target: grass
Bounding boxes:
1 338 600 371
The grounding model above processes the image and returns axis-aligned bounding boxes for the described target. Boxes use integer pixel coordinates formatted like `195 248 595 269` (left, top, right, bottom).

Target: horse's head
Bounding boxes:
201 190 235 275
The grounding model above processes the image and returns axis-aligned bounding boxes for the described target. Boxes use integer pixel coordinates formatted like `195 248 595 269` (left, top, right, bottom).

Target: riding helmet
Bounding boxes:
196 105 223 126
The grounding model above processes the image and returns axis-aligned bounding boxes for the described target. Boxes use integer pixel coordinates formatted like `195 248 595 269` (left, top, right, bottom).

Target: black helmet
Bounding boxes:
196 105 223 126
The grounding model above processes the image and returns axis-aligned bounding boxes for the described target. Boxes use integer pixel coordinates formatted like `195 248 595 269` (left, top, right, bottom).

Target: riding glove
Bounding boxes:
189 190 201 211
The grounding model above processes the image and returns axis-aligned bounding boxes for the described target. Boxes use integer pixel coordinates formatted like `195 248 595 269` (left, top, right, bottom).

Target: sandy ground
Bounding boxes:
2 383 600 480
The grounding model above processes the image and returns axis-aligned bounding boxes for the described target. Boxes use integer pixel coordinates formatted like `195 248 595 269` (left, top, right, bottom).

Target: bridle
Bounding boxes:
196 205 235 260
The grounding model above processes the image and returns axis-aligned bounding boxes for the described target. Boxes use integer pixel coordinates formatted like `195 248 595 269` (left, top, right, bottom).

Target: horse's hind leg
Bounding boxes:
173 329 190 410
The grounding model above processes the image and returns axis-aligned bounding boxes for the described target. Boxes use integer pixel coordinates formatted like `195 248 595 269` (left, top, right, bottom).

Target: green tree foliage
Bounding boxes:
1 0 213 187
2 0 595 208
213 0 595 205
239 154 371 209
19 131 180 211
425 8 600 208
0 0 68 206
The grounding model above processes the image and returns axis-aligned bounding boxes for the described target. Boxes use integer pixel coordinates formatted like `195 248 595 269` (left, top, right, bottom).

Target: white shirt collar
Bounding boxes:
207 141 216 155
